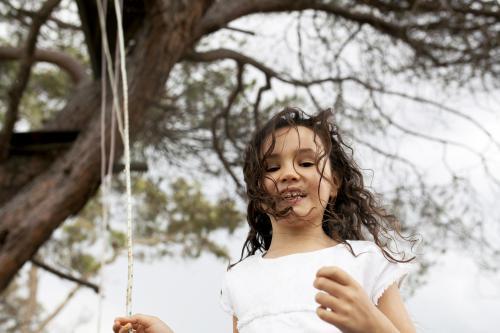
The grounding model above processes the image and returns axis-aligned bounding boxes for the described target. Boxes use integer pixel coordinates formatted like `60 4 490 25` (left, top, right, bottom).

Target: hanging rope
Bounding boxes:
97 1 109 331
112 0 134 320
96 0 125 143
96 0 134 330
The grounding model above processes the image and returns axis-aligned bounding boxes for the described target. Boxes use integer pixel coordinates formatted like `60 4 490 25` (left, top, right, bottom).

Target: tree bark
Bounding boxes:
0 0 213 293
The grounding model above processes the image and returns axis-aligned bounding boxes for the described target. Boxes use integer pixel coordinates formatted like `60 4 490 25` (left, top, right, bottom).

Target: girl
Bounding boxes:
114 107 418 333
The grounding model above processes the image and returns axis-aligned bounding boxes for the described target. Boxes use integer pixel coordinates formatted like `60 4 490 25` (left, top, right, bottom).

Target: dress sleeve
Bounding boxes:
219 272 234 315
369 249 414 306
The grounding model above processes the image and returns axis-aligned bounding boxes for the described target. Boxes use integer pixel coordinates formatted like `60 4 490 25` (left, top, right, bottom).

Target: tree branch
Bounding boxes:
0 0 62 162
30 258 99 293
185 48 350 87
369 92 500 187
223 25 255 35
196 0 435 60
0 46 88 84
187 47 500 157
197 0 500 71
5 3 81 31
252 74 271 130
211 62 244 189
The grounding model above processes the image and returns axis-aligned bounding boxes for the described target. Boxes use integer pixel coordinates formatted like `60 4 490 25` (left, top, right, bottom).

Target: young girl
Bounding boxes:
114 107 418 333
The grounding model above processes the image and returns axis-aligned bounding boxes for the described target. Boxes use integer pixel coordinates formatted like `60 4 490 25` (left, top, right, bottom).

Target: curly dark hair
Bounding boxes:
229 107 417 269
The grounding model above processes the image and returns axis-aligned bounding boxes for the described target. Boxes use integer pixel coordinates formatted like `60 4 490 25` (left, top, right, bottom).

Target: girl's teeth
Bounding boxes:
285 195 304 203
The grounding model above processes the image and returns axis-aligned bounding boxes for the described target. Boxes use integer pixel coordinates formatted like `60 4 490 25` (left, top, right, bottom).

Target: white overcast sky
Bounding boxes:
2 3 500 333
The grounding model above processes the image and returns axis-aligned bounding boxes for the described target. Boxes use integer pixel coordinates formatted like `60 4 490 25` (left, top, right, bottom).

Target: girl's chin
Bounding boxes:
276 206 317 222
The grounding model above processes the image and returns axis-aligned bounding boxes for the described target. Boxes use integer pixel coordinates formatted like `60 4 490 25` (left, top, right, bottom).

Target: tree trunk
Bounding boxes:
0 0 213 293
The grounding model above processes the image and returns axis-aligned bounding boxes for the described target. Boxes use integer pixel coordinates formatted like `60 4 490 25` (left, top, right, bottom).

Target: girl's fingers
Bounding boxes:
316 266 352 286
114 321 137 333
115 317 132 324
114 313 162 333
313 276 347 298
115 314 148 325
316 306 342 326
113 320 125 333
119 323 141 333
118 323 130 333
315 290 341 311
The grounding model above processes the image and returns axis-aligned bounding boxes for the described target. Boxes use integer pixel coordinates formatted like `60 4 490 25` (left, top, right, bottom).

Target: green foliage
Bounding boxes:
168 178 239 234
70 253 100 275
20 65 73 128
0 51 78 130
124 175 243 260
40 174 244 279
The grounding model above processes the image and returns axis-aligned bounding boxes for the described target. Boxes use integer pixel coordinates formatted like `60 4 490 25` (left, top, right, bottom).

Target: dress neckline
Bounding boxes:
259 241 347 261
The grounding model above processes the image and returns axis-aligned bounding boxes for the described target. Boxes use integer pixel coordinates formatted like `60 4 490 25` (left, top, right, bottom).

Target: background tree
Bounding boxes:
0 1 499 328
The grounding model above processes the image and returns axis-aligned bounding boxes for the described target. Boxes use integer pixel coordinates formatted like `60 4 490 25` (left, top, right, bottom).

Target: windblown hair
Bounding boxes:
229 107 417 269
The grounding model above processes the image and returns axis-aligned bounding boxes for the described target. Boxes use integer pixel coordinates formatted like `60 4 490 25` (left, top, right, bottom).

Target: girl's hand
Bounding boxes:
313 266 382 333
113 314 174 333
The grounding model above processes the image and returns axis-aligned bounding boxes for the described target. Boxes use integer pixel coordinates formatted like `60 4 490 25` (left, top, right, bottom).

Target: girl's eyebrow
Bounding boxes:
267 148 316 159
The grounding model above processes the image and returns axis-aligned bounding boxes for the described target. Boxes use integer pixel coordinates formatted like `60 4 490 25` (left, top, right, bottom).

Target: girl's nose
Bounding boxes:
279 164 300 182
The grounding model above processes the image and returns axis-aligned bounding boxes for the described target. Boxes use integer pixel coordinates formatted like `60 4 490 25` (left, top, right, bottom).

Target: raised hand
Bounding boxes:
113 314 174 333
313 266 383 333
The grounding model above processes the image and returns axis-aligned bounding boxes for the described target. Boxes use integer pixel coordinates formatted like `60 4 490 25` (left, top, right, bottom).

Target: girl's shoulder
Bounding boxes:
347 239 414 261
344 240 409 265
225 253 261 274
344 239 382 255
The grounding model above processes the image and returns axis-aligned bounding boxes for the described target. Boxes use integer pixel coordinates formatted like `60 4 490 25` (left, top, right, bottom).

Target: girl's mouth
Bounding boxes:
285 196 304 205
281 192 306 205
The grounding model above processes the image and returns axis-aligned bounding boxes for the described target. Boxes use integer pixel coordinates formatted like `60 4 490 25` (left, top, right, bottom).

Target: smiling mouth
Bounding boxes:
281 192 307 204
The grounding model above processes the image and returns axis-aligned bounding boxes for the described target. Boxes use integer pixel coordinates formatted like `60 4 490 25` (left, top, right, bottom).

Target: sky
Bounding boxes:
2 3 500 333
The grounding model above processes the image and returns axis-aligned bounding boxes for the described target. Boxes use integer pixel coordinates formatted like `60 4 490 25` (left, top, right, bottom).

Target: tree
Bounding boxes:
0 174 242 332
1 0 499 301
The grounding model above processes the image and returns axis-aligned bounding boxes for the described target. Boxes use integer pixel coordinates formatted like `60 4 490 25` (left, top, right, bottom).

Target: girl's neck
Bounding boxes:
264 224 339 258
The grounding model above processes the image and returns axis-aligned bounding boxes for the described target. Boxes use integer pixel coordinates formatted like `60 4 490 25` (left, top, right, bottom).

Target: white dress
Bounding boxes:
219 240 415 333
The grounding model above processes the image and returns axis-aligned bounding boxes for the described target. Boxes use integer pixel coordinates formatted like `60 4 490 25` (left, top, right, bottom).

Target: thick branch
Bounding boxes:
0 46 88 84
0 0 62 161
196 0 429 57
196 0 500 69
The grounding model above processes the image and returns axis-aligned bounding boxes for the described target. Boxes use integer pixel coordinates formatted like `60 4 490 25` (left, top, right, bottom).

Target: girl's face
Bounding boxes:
261 126 339 224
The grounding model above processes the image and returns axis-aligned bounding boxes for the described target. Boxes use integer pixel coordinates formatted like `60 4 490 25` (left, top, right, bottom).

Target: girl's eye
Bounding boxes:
265 162 314 172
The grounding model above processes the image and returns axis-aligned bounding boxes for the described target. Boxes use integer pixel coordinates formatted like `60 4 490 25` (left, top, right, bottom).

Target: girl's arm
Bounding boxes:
232 316 239 333
376 282 416 333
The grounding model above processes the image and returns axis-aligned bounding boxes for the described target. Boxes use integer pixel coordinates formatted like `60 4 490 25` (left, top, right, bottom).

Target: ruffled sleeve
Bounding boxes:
219 271 234 315
368 247 414 306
